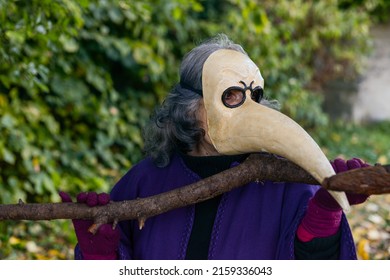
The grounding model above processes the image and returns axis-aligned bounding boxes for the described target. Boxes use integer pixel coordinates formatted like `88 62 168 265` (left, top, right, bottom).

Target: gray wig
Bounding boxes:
143 34 277 167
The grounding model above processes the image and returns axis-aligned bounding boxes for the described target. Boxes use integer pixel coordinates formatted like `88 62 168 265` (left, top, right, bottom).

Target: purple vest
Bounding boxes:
109 154 357 260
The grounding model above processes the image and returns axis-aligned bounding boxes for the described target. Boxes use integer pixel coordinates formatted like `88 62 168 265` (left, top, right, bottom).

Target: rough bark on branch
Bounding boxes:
0 153 389 233
323 164 390 195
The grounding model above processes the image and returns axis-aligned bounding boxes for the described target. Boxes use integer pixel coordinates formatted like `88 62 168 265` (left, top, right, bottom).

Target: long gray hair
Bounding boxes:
143 34 276 167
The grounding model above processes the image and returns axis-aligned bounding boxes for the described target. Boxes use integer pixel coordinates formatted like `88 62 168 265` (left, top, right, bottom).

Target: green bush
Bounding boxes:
339 0 390 23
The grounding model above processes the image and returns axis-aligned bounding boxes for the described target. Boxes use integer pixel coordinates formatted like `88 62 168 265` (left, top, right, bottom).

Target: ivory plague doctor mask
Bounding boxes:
201 49 349 211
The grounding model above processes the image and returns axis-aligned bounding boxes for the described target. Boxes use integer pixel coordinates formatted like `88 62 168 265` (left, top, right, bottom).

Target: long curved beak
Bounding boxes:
207 101 350 211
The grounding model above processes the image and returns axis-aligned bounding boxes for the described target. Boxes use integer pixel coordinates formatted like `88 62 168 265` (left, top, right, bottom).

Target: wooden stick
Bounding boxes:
0 153 389 233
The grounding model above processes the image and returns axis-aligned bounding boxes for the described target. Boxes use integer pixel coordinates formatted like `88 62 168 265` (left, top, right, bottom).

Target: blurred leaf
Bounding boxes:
59 35 79 53
357 238 370 260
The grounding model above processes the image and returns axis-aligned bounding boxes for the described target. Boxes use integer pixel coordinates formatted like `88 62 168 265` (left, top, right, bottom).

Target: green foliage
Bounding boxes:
0 0 378 258
313 121 390 165
339 0 390 23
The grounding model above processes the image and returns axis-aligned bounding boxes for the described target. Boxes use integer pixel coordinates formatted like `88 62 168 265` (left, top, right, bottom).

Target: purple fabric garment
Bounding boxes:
108 153 357 260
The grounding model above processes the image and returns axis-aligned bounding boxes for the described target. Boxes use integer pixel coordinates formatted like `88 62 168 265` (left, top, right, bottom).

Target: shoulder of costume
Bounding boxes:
110 153 192 200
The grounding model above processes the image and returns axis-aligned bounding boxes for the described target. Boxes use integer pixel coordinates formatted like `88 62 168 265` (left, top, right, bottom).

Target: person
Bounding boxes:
60 34 369 260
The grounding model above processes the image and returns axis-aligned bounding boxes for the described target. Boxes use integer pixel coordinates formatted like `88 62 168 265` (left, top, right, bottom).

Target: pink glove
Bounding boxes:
59 191 120 259
297 158 370 242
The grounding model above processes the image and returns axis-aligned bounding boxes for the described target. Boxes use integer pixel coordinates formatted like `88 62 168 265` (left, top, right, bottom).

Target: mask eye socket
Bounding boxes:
222 87 246 108
251 86 264 103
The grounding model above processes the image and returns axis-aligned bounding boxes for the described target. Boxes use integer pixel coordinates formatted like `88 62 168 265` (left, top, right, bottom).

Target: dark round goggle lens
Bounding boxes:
222 88 246 108
251 87 264 103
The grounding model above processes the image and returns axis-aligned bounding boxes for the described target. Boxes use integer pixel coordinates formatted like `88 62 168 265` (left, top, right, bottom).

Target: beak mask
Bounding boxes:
201 49 349 211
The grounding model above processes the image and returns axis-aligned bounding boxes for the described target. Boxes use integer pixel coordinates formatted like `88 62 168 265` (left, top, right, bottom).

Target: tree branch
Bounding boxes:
323 163 390 195
0 153 389 233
